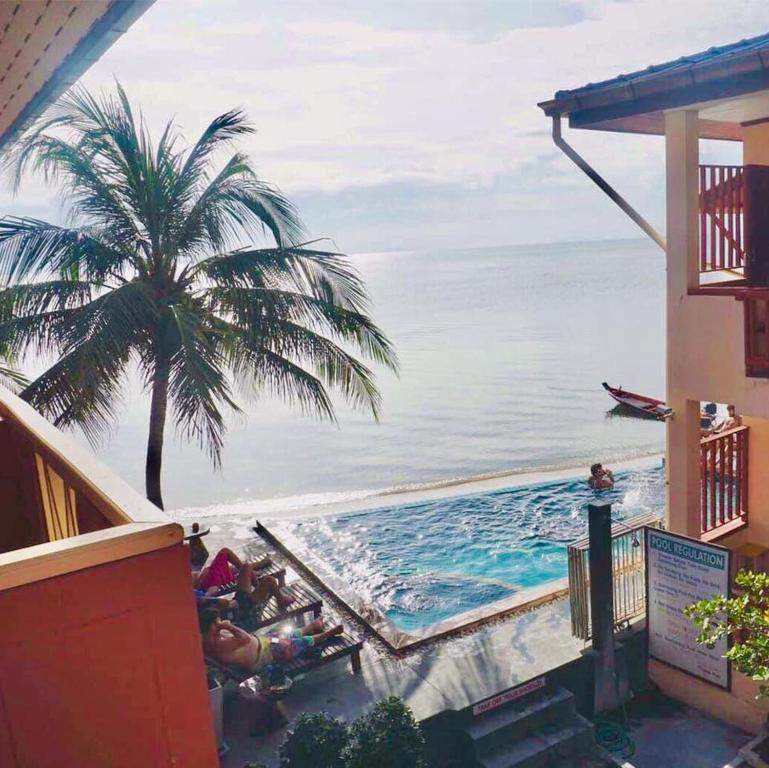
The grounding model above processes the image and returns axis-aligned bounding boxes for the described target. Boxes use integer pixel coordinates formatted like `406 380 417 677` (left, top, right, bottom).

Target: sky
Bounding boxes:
8 0 769 253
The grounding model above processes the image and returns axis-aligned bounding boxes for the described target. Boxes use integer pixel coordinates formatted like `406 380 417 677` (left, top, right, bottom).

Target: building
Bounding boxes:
0 3 219 766
540 33 769 733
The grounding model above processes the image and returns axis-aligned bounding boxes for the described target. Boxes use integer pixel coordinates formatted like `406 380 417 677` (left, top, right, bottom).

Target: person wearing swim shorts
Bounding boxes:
199 610 344 673
193 547 294 614
193 547 266 592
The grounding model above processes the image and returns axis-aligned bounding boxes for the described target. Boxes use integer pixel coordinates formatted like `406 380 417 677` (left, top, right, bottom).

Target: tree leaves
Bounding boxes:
685 569 769 697
0 84 398 501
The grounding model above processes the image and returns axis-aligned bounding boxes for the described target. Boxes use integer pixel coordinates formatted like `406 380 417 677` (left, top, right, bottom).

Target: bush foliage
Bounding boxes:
343 697 427 768
685 569 769 697
278 698 426 768
279 712 349 768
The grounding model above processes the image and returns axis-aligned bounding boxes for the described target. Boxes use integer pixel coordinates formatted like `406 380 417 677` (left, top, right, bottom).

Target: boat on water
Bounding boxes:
602 383 716 428
602 382 672 421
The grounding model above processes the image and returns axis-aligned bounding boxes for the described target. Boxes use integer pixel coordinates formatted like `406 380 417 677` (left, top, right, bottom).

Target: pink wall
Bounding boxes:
663 112 769 734
0 544 218 767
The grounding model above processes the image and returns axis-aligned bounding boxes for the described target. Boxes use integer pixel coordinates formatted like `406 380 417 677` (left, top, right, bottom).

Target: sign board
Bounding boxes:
645 528 731 689
472 676 546 716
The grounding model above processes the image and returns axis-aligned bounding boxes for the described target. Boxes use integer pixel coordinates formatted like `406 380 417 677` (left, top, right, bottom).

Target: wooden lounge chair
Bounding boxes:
205 630 363 683
236 581 323 633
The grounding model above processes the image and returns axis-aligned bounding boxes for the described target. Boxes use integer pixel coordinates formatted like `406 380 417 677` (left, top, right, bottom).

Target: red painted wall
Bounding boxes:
0 420 43 553
0 544 219 767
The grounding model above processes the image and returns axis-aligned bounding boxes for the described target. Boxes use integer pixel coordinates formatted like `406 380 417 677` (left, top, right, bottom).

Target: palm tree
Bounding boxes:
0 85 397 509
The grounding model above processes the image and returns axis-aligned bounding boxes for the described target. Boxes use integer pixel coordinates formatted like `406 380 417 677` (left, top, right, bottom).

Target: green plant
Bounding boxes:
685 569 769 696
0 84 397 508
279 712 349 768
343 697 426 768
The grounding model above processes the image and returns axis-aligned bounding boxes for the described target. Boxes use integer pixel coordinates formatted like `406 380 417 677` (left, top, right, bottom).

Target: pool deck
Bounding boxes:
611 690 750 768
217 537 586 767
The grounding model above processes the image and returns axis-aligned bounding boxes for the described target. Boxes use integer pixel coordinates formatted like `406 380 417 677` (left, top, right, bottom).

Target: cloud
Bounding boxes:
4 0 766 250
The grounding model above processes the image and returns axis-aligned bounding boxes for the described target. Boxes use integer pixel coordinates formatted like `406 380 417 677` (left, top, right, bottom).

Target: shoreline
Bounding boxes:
173 450 664 524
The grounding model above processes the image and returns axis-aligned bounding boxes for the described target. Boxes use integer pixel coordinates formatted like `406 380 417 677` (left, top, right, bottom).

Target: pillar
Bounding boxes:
665 111 702 538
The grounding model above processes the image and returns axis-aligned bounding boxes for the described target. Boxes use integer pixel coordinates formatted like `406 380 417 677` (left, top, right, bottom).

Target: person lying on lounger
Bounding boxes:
193 546 269 592
193 547 294 612
199 610 344 673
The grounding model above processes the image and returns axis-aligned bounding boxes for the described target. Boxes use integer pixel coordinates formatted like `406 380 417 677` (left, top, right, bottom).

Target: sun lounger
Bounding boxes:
208 560 287 596
235 581 323 632
205 630 363 683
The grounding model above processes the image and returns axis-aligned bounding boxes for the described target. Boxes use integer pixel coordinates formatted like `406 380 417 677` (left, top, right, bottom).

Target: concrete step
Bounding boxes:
479 716 594 768
468 688 575 755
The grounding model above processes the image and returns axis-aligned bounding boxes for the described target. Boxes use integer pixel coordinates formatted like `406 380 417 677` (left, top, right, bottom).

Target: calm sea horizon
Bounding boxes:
71 237 666 515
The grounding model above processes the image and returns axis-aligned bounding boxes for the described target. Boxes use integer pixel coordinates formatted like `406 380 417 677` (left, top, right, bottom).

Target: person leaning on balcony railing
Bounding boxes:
702 404 742 437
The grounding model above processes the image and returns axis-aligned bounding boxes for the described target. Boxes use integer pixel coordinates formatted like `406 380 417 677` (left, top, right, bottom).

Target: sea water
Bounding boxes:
88 237 666 511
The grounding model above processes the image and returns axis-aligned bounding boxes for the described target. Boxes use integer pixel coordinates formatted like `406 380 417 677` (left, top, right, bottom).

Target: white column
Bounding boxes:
665 110 702 537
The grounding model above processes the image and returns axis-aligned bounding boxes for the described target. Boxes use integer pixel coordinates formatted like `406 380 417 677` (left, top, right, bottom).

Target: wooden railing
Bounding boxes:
700 426 749 538
699 164 745 274
567 512 664 641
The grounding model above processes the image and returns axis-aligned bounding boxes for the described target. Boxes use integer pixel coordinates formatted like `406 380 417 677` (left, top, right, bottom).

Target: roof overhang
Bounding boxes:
539 33 769 141
0 0 154 152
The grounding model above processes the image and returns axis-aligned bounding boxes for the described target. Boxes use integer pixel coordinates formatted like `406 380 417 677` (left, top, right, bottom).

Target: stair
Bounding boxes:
466 687 595 768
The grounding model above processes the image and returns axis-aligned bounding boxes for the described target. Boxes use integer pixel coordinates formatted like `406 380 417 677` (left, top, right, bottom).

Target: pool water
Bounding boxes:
278 465 665 632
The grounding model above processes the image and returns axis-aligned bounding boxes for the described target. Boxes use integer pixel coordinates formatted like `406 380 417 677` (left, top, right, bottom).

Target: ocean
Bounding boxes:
82 238 666 515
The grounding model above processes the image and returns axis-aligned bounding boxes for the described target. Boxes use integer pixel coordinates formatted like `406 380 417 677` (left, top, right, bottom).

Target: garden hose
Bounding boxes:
593 719 636 760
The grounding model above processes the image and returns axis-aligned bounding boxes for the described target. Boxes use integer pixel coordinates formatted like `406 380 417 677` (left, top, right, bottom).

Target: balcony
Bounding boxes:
698 164 745 282
0 389 218 767
700 426 749 542
692 164 769 378
0 406 127 558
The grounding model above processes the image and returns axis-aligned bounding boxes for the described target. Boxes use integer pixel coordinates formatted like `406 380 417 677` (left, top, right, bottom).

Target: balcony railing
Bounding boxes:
567 512 664 641
700 425 749 540
699 164 745 274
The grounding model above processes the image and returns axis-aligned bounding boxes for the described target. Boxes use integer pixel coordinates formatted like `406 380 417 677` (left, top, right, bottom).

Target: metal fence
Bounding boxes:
567 512 664 641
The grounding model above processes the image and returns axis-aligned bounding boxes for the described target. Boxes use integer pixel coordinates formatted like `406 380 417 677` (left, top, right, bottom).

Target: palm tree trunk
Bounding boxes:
146 357 170 509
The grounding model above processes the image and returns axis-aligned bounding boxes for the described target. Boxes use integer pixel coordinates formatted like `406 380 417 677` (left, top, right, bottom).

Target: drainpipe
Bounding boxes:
551 116 666 252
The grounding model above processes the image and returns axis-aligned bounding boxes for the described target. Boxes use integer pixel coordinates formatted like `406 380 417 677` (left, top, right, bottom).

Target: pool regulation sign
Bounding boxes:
645 528 730 689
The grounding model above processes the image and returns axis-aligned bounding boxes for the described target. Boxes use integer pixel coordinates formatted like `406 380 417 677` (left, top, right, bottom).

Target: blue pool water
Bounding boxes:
278 465 665 632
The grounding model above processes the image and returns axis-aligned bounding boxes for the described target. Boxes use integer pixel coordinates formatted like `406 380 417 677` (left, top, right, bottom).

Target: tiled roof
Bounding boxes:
539 31 769 127
556 32 769 102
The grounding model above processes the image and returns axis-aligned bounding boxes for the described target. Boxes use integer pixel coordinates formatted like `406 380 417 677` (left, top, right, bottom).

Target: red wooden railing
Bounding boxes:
699 164 745 273
700 426 749 537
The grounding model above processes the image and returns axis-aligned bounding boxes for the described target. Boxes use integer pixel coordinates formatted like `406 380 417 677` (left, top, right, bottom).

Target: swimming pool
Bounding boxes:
273 465 665 634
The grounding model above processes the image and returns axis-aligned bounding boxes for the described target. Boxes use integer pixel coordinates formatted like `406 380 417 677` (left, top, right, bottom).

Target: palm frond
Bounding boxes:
207 285 398 370
0 218 126 283
194 246 370 312
166 301 239 465
19 280 157 442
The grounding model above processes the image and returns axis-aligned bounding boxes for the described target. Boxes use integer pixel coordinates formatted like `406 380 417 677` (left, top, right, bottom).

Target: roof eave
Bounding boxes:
0 0 155 152
539 40 769 140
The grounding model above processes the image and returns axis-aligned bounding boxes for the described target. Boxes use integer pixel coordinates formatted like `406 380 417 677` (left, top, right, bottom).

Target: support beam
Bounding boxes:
588 501 620 712
665 111 703 539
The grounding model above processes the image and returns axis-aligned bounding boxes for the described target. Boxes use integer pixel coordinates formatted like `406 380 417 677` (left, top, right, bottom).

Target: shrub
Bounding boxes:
686 569 769 697
343 697 426 768
279 712 349 768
